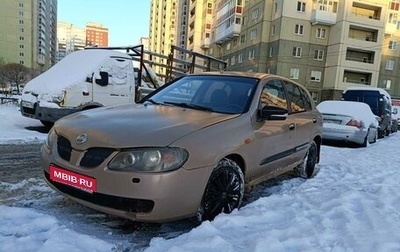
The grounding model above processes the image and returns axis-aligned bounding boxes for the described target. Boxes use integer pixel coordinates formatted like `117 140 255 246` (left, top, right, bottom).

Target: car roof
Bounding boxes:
343 87 391 98
188 71 303 85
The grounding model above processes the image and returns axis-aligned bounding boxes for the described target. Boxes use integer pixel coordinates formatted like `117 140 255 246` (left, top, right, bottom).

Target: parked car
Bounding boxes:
341 87 392 138
317 100 379 147
41 72 323 223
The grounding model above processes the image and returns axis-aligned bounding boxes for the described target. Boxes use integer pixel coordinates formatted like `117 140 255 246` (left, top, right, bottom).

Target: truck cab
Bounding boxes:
20 47 155 127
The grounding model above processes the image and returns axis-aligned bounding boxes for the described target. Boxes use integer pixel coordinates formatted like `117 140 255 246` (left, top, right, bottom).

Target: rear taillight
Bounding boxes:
346 119 363 129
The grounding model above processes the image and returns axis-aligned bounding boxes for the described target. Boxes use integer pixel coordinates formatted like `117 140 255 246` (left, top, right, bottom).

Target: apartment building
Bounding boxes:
208 0 400 101
86 22 108 47
149 0 179 75
0 0 57 71
56 22 86 62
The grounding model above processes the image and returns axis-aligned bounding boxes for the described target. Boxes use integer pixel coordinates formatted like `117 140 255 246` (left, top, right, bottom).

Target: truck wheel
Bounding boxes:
197 158 244 222
40 120 54 128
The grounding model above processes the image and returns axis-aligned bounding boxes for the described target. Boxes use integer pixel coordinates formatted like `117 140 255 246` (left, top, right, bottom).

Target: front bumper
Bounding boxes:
20 101 78 123
41 144 212 223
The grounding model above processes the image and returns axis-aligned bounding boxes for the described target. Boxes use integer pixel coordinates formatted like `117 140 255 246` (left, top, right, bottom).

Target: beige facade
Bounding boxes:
0 0 57 71
149 0 179 75
206 0 400 101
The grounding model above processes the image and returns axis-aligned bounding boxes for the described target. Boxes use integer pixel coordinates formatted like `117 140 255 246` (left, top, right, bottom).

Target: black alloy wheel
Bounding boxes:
197 158 244 222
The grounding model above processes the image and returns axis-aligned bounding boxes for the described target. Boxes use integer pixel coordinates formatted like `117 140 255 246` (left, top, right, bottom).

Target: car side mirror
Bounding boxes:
95 71 109 86
259 105 288 120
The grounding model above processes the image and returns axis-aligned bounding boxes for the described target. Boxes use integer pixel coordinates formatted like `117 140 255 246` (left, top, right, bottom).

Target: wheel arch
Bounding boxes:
224 154 246 176
313 135 322 163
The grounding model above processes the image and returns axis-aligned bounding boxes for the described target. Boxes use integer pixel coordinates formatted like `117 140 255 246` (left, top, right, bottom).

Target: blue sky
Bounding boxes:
58 0 151 46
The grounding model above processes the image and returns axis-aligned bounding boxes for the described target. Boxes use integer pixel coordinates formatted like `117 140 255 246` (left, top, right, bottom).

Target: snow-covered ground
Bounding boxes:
1 103 400 252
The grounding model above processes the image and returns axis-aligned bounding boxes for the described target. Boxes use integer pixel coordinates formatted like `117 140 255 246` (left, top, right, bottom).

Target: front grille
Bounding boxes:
45 171 154 213
80 148 114 168
57 135 72 162
22 105 36 115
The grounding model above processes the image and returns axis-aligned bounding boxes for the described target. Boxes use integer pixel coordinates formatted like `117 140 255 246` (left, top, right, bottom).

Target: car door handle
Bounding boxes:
289 123 295 130
312 118 317 123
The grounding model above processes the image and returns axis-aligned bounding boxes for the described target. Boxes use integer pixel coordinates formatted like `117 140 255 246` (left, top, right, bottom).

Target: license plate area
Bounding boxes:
49 165 97 193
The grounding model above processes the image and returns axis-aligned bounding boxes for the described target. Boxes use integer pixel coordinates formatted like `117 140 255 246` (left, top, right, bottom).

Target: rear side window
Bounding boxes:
284 81 307 113
261 79 288 110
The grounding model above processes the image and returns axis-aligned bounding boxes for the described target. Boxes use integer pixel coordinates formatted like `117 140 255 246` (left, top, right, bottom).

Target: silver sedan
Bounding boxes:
317 100 379 147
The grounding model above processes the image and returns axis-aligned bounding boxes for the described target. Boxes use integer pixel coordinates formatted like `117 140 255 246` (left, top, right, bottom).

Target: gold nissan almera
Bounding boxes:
42 72 322 223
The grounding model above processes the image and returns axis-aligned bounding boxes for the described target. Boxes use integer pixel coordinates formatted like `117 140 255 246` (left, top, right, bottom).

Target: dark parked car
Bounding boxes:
41 72 323 223
342 87 392 138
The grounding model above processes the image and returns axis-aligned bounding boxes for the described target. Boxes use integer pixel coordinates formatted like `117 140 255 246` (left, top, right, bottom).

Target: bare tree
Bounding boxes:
0 58 6 92
2 63 28 94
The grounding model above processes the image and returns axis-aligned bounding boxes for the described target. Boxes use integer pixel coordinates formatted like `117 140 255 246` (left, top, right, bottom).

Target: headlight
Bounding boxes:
45 127 57 148
108 147 189 173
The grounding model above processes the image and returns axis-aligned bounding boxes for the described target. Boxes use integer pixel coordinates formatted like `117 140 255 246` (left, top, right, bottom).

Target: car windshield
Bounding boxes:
142 75 258 114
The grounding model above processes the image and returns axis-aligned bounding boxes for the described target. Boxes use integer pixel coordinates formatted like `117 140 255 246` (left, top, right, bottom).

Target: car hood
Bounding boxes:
54 104 239 149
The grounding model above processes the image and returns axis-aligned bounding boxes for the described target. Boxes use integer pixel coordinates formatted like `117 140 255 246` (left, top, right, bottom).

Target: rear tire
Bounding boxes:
295 141 318 179
197 158 244 222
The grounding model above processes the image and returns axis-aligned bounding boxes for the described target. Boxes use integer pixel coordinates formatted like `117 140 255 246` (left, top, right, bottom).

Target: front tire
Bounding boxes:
197 158 244 222
40 120 54 128
295 141 318 179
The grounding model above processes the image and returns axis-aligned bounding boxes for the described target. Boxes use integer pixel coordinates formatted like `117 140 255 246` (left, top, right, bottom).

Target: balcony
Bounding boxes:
348 25 378 43
311 10 337 26
214 23 241 43
343 70 372 85
346 48 375 64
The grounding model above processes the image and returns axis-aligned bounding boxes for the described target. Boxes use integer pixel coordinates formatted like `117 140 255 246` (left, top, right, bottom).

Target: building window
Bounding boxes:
249 49 255 60
386 60 395 70
250 29 257 40
231 56 236 65
238 53 243 63
389 41 398 50
310 92 319 103
389 13 398 24
19 20 24 24
311 71 322 82
271 25 275 35
269 47 273 57
18 3 24 7
295 24 304 35
274 2 278 13
19 60 24 65
384 79 392 89
19 36 24 41
390 1 400 11
19 44 24 49
316 28 326 38
19 11 24 16
297 1 306 12
19 52 24 57
226 43 231 51
252 8 259 20
292 47 302 57
240 34 246 44
290 68 300 79
314 50 324 60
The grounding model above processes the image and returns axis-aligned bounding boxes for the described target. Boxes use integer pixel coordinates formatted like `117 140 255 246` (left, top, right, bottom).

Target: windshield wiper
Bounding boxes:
144 98 162 105
164 101 215 112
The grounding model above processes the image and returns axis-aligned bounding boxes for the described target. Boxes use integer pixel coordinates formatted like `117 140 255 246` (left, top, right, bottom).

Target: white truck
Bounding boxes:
20 45 160 127
20 45 227 127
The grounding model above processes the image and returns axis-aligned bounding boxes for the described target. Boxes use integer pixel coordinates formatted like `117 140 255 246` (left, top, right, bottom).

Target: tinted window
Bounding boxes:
284 81 307 113
147 75 258 114
261 79 288 110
